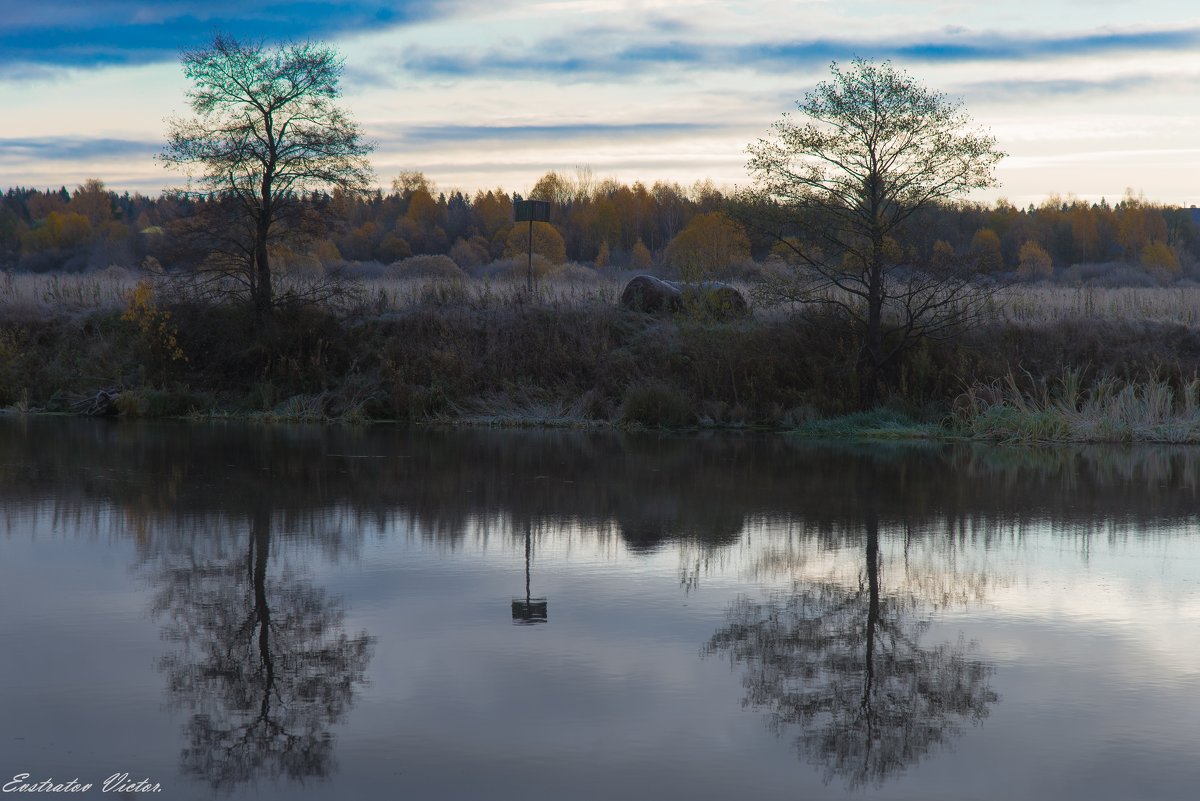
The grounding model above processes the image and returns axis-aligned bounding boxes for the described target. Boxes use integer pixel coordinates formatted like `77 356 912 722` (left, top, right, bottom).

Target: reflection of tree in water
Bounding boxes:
8 418 1200 556
705 515 997 789
152 504 374 791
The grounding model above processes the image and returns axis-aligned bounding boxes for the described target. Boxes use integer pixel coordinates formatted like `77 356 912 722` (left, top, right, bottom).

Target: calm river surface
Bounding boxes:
2 417 1199 800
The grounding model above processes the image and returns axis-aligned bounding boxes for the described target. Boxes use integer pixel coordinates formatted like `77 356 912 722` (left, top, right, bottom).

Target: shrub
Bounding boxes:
449 237 490 271
1017 240 1053 280
663 212 750 281
503 222 566 264
1141 241 1180 274
620 380 695 428
971 228 1004 272
115 387 214 418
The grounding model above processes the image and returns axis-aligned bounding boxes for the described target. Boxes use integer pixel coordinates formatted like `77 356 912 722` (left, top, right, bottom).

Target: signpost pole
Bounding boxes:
514 199 550 296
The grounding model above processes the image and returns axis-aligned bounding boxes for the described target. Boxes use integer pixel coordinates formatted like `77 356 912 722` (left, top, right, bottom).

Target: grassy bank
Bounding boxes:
5 276 1200 440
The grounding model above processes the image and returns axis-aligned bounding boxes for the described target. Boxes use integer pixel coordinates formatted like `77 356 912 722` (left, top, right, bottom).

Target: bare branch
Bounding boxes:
736 58 1005 404
160 34 375 326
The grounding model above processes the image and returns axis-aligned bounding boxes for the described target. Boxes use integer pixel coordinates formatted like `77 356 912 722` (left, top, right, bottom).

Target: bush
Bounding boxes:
555 263 601 284
620 380 695 428
449 237 490 271
115 387 214 418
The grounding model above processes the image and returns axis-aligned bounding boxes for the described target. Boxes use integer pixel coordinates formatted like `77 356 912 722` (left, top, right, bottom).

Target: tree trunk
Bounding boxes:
250 504 275 718
862 509 880 724
860 253 885 408
253 217 273 333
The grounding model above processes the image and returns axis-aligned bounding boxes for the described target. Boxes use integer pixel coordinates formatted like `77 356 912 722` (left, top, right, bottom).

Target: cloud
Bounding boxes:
889 27 1200 62
958 74 1162 102
393 121 736 145
0 136 159 162
402 24 1200 79
0 1 445 69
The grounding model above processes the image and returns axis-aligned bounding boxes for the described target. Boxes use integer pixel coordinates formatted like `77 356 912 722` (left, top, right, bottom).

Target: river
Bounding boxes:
1 418 1198 800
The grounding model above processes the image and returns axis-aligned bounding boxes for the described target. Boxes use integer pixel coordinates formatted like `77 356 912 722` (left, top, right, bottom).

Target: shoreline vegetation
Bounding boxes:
6 271 1200 444
6 54 1200 445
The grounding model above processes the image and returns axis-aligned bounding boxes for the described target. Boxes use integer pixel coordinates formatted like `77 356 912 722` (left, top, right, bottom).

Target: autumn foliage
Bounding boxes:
1 177 1198 286
663 212 750 280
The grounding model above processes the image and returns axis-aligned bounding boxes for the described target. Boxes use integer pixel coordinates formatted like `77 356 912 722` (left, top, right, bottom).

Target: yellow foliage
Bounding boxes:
20 211 93 252
629 239 653 271
664 211 749 280
529 171 575 207
1140 241 1180 273
1017 240 1053 279
1117 192 1169 260
392 170 434 196
503 222 567 264
405 190 443 229
970 228 1004 272
472 190 513 239
122 280 186 364
311 239 342 263
930 240 957 271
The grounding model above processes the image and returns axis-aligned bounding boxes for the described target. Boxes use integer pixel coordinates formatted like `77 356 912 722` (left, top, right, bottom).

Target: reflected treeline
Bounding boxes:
705 511 998 789
2 417 1200 555
151 497 374 792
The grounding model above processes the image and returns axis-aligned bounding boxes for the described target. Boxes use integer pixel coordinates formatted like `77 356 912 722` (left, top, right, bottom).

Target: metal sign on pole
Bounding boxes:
514 200 551 293
511 522 548 625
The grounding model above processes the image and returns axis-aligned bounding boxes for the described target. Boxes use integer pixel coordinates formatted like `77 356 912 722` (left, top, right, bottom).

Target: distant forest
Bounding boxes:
3 172 1200 286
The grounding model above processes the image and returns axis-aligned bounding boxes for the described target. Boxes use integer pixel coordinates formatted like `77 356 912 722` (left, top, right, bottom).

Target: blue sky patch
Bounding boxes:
0 1 436 68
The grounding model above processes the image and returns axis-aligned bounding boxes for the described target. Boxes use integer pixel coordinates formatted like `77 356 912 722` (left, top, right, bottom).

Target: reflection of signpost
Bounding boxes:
514 199 551 293
511 522 548 625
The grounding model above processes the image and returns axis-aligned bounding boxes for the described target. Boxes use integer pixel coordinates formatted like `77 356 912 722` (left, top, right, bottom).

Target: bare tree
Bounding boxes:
740 58 1004 404
705 512 998 790
162 34 374 329
153 503 374 791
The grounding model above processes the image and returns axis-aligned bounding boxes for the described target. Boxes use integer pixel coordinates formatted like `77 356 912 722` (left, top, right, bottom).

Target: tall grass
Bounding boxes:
0 268 629 317
995 285 1200 325
0 267 138 313
952 368 1200 443
5 267 1199 325
7 267 1200 433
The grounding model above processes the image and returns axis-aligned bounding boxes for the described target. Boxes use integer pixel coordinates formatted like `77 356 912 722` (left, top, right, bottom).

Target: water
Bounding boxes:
2 417 1199 800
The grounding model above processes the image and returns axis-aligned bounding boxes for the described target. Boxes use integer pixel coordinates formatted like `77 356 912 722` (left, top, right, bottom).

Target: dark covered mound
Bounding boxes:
620 275 683 313
620 275 748 318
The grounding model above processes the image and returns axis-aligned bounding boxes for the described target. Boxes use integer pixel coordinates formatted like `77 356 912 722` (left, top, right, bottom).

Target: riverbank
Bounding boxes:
5 279 1200 442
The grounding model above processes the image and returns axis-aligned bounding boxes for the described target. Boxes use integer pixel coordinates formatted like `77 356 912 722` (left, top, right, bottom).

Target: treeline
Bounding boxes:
3 173 1200 283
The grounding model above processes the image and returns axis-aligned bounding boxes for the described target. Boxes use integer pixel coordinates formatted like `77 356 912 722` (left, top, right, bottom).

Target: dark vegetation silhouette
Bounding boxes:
5 418 1200 555
738 58 1005 404
4 51 1200 419
160 34 374 330
152 501 374 790
3 177 1197 281
705 485 998 789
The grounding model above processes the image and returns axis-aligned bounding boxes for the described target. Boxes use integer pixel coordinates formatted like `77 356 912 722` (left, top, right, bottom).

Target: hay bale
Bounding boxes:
620 275 748 318
620 275 683 313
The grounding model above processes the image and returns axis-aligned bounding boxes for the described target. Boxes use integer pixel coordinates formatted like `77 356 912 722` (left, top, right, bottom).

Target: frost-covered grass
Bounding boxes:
6 264 1200 326
952 369 1200 443
994 284 1200 325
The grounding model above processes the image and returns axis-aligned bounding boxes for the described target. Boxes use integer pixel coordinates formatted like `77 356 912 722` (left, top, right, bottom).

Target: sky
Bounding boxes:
0 0 1198 207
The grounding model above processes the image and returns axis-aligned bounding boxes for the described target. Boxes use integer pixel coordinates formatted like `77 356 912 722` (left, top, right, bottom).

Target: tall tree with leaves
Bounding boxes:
742 58 1004 404
162 34 374 329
